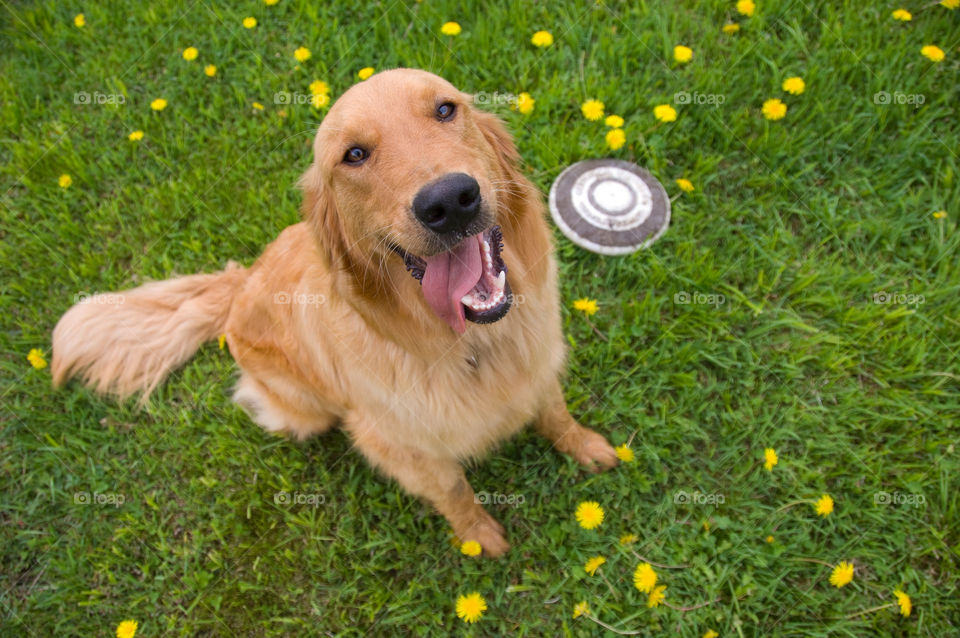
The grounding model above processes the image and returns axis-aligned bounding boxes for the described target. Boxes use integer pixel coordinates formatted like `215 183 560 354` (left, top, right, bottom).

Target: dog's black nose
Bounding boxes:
413 173 481 234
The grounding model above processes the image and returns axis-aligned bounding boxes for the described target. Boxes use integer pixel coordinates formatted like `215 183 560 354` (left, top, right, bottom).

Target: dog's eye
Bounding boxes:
343 146 369 165
436 102 456 122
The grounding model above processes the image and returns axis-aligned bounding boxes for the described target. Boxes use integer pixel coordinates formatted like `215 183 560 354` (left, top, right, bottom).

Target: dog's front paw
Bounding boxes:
456 509 510 557
572 428 620 473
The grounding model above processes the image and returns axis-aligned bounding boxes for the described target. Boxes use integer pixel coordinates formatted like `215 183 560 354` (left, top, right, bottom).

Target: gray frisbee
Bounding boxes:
548 159 670 255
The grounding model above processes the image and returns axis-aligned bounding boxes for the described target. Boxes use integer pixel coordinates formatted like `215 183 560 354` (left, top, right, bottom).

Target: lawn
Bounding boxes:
2 0 959 635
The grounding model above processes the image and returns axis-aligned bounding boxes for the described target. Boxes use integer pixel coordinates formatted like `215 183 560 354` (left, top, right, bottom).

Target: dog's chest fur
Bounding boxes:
356 296 561 459
299 267 564 459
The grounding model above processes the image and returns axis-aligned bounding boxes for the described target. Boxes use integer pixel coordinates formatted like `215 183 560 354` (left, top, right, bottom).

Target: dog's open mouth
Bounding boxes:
400 226 512 334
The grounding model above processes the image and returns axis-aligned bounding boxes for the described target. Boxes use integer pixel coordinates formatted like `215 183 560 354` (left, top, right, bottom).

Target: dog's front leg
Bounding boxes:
535 381 620 472
345 416 510 557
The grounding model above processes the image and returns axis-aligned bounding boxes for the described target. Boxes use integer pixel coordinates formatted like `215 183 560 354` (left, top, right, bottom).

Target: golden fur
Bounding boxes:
52 69 618 556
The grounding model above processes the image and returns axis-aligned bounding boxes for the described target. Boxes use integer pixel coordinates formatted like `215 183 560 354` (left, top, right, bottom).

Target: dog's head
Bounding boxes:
301 69 528 334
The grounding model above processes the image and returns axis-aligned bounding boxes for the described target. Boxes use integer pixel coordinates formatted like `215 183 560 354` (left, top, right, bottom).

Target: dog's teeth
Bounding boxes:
495 271 506 289
461 293 474 306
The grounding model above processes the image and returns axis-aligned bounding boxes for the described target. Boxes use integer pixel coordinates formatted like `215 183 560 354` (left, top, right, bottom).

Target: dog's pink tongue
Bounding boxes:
421 235 483 334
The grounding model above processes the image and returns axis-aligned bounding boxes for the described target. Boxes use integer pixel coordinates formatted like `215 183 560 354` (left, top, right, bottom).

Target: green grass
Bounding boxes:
2 0 959 635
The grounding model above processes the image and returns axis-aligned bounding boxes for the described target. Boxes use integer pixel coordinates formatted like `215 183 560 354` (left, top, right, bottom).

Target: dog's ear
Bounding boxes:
299 163 350 269
473 109 525 185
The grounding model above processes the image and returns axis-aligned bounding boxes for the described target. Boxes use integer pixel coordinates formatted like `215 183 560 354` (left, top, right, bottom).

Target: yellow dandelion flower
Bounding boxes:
675 178 694 193
357 67 375 80
830 561 854 588
933 210 947 219
737 0 756 17
761 98 786 120
218 334 227 350
115 620 138 638
441 21 462 36
27 348 47 369
893 589 912 617
764 447 778 471
766 534 774 543
150 98 167 111
647 584 667 607
619 533 637 545
252 102 264 110
311 93 330 108
703 631 719 638
265 0 279 5
128 130 144 142
722 23 740 34
74 13 85 27
782 76 805 95
942 0 959 8
921 45 945 62
615 444 634 462
242 17 257 28
455 592 486 623
654 104 677 122
460 540 482 557
572 600 590 618
633 562 658 593
606 128 626 150
531 30 554 47
584 555 606 576
58 174 72 189
575 501 604 529
294 46 311 62
674 45 693 63
514 92 535 115
204 64 217 77
604 114 624 128
572 298 598 316
309 80 329 95
815 494 834 516
892 9 912 21
182 46 198 61
581 99 605 121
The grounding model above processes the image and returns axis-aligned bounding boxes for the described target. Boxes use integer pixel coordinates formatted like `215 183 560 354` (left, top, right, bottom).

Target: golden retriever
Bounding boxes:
51 69 618 556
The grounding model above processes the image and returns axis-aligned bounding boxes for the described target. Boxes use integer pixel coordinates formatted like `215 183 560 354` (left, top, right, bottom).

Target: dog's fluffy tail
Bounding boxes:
52 262 248 402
